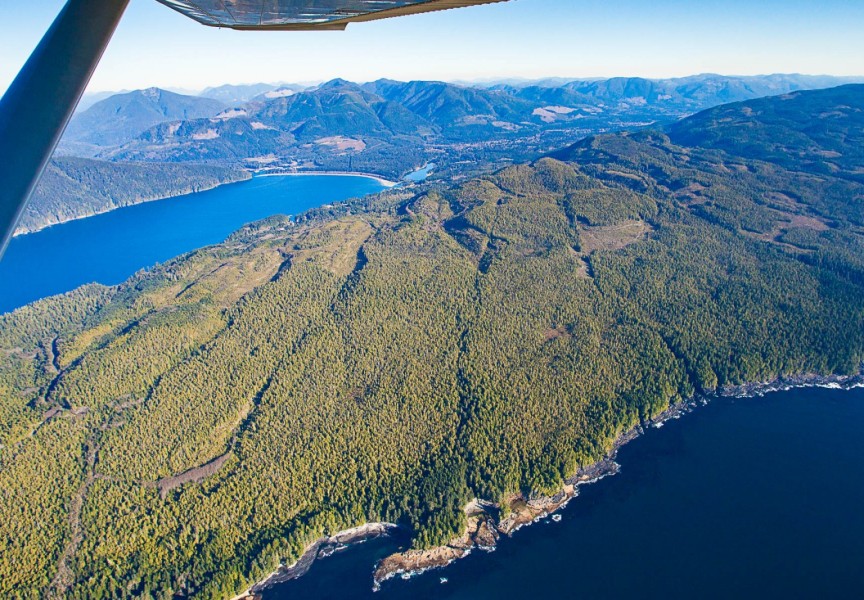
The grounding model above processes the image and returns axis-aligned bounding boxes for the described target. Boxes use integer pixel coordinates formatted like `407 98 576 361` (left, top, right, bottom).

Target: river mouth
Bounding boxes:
263 385 864 600
0 174 385 314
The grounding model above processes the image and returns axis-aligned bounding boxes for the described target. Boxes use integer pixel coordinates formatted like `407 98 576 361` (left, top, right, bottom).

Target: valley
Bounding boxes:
0 84 862 599
30 73 862 241
0 173 388 314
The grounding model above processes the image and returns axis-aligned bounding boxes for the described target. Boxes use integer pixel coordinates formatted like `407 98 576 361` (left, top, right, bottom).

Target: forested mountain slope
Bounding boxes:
667 84 864 180
72 76 862 180
363 79 537 131
17 158 250 235
1 86 863 598
61 88 226 150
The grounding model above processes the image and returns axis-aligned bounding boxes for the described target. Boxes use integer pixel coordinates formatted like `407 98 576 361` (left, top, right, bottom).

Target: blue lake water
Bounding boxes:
404 163 436 182
265 385 864 600
0 175 385 314
4 169 863 599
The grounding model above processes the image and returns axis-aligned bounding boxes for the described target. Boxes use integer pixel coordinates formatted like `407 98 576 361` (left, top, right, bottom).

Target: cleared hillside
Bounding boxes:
62 88 226 149
0 86 863 598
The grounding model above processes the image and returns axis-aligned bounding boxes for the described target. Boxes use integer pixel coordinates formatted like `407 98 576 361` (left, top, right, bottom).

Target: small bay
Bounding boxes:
0 174 385 314
403 163 436 182
264 385 864 600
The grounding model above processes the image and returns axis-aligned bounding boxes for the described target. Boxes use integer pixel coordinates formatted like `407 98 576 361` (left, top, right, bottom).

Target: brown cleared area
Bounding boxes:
157 452 232 499
314 136 367 152
745 210 832 253
580 220 653 254
287 218 374 277
787 214 830 231
543 325 572 342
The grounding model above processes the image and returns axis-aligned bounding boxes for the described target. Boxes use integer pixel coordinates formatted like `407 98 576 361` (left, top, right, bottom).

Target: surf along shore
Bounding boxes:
235 370 864 598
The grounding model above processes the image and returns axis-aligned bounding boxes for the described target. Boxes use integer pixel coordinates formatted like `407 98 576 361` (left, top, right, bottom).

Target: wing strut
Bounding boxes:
0 0 130 258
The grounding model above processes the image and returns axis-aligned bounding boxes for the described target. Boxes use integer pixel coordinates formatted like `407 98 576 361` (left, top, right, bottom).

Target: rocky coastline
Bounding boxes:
718 371 864 399
231 522 398 600
370 370 864 588
234 370 863 597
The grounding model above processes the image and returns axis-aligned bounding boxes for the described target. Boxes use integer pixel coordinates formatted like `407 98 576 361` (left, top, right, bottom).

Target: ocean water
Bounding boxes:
0 175 385 314
265 385 864 599
4 173 862 599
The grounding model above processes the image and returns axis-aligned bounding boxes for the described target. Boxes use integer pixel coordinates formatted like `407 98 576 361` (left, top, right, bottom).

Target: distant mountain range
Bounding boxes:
506 73 864 111
59 74 861 179
199 83 283 104
61 88 227 150
100 79 433 177
5 83 864 599
51 73 864 199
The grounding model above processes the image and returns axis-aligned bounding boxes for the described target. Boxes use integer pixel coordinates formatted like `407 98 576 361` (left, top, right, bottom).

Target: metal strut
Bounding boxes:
0 0 130 258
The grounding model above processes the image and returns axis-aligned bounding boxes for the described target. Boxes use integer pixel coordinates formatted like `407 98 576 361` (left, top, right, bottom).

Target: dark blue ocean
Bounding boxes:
0 175 385 314
3 174 862 599
266 385 864 600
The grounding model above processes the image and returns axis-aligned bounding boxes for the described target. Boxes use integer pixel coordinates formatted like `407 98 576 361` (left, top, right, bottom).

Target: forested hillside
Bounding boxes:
1 86 863 599
62 88 226 150
666 84 864 180
92 75 864 180
17 158 250 235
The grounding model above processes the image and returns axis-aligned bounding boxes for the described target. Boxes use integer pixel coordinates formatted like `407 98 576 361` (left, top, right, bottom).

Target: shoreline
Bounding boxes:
12 175 252 238
231 522 398 600
252 170 398 188
231 370 863 597
12 170 394 239
370 370 864 588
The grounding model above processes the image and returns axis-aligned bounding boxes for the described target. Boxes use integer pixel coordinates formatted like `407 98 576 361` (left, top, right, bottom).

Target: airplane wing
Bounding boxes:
154 0 508 30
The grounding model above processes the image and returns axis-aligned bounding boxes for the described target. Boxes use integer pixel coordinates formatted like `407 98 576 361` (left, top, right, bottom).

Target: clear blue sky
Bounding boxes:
2 0 863 94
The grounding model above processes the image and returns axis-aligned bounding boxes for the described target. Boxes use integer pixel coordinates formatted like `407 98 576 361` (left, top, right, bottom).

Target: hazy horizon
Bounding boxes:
83 72 864 100
3 0 864 96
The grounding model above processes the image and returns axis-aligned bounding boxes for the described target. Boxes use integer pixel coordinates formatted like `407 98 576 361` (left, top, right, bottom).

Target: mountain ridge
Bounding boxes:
61 88 227 150
87 75 863 178
1 84 863 598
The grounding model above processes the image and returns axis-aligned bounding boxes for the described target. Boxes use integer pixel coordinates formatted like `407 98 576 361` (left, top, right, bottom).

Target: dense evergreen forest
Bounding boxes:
1 86 862 598
17 158 250 235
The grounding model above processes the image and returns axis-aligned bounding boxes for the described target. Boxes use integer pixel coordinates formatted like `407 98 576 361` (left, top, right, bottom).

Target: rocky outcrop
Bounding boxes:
233 522 398 599
373 513 498 588
245 370 864 596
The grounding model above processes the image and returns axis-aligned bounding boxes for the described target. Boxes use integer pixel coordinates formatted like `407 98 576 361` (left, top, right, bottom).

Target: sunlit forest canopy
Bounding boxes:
0 85 862 599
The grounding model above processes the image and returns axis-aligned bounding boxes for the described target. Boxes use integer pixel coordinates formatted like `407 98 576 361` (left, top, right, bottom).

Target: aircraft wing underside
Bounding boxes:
155 0 508 30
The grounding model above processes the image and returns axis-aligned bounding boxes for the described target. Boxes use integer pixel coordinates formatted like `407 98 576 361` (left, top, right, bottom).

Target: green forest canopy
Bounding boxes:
0 85 863 599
